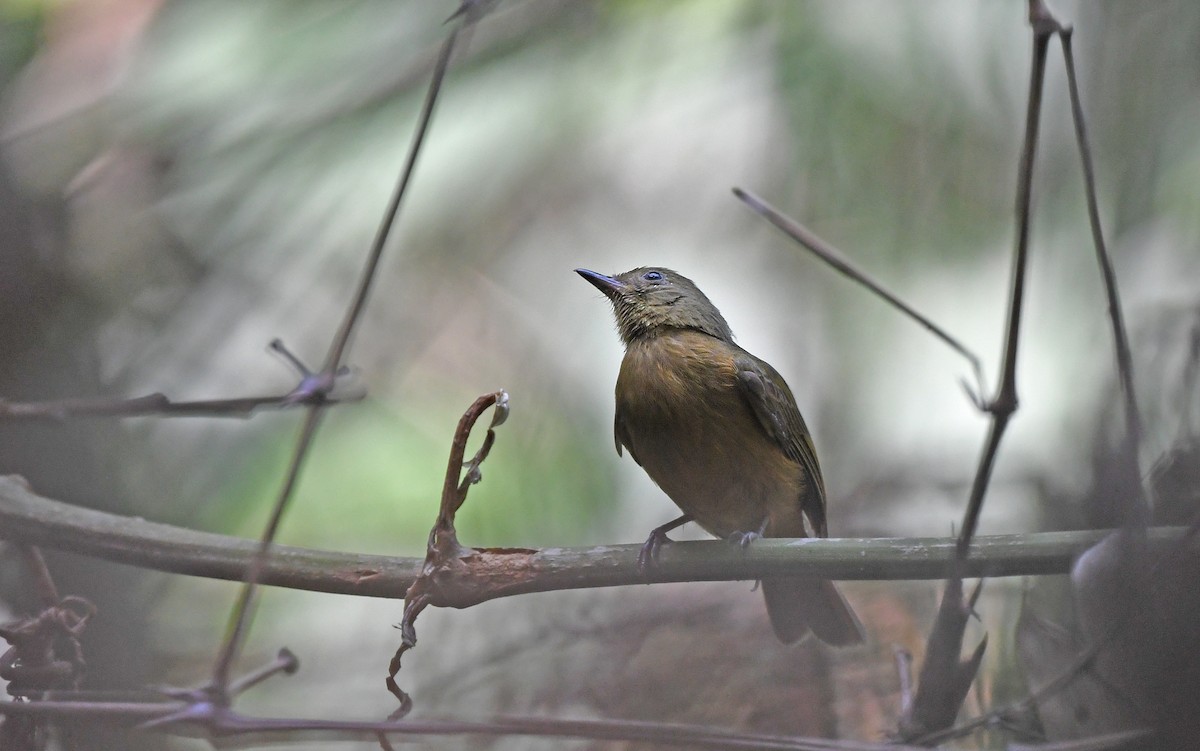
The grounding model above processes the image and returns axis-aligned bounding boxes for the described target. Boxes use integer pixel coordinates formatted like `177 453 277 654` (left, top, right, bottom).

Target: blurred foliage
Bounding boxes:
0 12 39 80
215 397 617 552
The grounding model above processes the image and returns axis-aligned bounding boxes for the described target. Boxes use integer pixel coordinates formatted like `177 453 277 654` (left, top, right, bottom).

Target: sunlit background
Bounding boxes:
1 1 1198 748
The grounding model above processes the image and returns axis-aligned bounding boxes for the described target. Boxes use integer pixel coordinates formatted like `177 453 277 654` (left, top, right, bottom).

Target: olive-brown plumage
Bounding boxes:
577 266 864 646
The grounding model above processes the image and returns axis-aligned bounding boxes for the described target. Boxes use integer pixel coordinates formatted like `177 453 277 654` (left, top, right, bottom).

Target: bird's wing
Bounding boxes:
734 352 828 537
613 409 642 465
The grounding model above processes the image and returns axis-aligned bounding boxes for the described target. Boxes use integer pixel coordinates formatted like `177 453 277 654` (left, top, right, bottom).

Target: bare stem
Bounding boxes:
321 26 459 374
0 392 361 421
901 6 1059 740
209 406 326 697
208 17 468 701
1059 29 1144 522
732 188 988 401
954 9 1053 560
226 648 299 698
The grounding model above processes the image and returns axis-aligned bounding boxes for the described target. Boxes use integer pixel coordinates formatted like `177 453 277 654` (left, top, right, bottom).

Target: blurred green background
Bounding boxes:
1 1 1198 748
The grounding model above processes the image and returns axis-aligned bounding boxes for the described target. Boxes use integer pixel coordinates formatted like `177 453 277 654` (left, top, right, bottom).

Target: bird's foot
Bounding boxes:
727 517 770 549
726 530 762 549
638 529 673 571
637 515 692 572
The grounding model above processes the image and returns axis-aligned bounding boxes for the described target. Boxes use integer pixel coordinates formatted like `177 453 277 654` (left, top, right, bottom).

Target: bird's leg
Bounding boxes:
638 514 692 571
727 516 770 549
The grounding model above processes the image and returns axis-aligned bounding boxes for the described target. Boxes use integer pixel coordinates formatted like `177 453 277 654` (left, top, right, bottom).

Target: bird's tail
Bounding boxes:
761 577 865 646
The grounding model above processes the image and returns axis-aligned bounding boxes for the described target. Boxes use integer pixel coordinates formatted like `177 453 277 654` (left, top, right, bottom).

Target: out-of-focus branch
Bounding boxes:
0 475 417 596
899 2 1062 741
0 477 1184 597
1058 28 1145 529
0 701 933 750
953 1 1056 560
732 187 988 403
0 698 1155 750
1059 30 1139 441
0 339 362 423
0 391 362 421
207 5 469 701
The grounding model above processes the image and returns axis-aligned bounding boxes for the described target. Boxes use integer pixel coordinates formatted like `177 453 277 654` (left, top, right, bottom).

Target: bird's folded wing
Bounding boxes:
734 353 828 537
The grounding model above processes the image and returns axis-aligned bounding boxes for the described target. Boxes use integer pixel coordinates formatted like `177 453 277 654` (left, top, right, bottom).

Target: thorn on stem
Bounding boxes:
269 339 313 377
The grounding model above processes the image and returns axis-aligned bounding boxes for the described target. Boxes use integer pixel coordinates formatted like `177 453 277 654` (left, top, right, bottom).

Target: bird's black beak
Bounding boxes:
575 268 625 299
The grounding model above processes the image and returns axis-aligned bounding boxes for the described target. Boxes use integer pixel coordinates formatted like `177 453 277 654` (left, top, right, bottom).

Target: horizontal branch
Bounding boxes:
0 476 1183 606
0 699 969 750
0 391 362 421
0 698 1156 750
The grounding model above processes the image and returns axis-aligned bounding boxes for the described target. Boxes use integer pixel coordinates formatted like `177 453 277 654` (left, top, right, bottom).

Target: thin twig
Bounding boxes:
0 392 360 421
915 12 1146 743
1058 31 1138 436
954 2 1054 561
225 648 298 699
0 339 361 423
1008 729 1154 751
900 4 1059 741
910 5 1153 745
321 21 459 375
208 406 326 696
732 187 988 403
1058 28 1144 521
913 620 1111 747
206 16 467 703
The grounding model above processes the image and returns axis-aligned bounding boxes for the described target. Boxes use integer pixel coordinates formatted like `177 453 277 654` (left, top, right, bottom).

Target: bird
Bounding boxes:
576 266 864 646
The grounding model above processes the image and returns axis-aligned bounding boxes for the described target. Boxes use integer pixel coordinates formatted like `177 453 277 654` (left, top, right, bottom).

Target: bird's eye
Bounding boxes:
642 270 664 282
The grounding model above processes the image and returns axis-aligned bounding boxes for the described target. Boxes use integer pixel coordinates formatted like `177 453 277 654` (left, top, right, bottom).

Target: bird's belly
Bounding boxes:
621 399 805 538
644 445 770 536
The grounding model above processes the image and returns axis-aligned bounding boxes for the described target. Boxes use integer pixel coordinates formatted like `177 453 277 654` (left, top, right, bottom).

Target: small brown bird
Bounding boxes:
577 266 864 646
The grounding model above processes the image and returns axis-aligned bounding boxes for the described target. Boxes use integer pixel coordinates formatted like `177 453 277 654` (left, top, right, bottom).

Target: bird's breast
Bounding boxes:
615 332 806 537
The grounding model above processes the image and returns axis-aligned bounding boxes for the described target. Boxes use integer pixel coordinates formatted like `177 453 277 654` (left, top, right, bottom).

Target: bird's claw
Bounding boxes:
727 530 762 549
638 529 672 572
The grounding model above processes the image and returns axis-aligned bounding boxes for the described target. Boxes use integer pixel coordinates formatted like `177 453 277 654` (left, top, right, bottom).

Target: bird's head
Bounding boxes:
575 267 733 346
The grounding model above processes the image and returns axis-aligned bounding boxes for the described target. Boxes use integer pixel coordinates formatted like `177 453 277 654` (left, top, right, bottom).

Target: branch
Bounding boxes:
0 340 363 423
0 700 1153 750
208 8 469 699
0 389 363 422
209 405 327 694
1058 28 1145 527
731 187 988 403
0 477 1184 597
954 0 1055 559
0 701 930 750
901 2 1060 738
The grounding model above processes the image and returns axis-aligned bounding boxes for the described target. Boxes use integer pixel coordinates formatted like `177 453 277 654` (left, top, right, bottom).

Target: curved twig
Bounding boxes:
732 187 989 403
